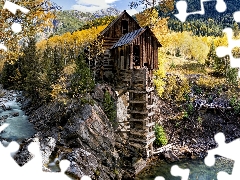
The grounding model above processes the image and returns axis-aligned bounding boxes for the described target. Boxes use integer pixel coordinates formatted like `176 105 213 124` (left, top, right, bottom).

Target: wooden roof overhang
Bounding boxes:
110 27 161 49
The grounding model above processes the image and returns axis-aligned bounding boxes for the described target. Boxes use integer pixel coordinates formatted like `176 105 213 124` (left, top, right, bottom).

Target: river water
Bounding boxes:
0 91 36 142
136 157 233 180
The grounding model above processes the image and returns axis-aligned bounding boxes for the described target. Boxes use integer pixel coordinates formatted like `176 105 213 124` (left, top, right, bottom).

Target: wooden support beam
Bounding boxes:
129 118 149 122
128 100 147 103
130 44 133 69
128 110 148 114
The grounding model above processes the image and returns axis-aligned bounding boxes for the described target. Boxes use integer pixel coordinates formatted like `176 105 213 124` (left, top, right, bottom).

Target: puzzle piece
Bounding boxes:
0 123 9 132
154 176 166 180
174 0 226 22
216 28 240 77
3 1 29 15
81 176 92 180
154 165 190 180
3 0 29 33
171 165 190 180
233 11 240 22
0 1 30 51
0 44 7 51
0 123 74 179
205 132 240 180
3 0 29 34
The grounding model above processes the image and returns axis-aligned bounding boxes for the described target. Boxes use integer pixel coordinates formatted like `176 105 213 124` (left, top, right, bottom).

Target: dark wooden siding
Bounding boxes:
102 12 160 71
113 29 159 71
102 37 119 49
102 12 140 39
131 29 158 70
101 12 140 50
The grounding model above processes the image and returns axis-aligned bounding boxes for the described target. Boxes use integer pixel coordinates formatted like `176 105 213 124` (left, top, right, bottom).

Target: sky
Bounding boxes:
52 0 143 15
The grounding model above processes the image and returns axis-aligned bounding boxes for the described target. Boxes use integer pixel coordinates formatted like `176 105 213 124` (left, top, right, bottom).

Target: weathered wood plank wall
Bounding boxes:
113 28 159 70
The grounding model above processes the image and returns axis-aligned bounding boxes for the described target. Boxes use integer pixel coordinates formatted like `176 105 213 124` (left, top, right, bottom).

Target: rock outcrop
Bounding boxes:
22 98 122 179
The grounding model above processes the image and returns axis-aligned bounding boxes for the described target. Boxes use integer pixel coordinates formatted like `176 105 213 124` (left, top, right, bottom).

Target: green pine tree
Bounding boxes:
70 53 94 98
103 91 116 122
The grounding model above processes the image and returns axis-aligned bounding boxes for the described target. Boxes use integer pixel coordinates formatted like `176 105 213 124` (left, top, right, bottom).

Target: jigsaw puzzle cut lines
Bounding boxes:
81 176 92 180
175 0 226 22
0 123 9 132
1 1 240 180
174 0 240 78
216 28 240 77
154 165 190 180
205 132 240 180
0 0 30 51
233 11 240 22
0 123 75 179
3 0 29 34
171 165 190 180
3 0 29 15
154 176 166 180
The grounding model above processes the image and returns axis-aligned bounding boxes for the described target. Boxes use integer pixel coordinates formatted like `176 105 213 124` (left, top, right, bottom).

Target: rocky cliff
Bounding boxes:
19 89 124 179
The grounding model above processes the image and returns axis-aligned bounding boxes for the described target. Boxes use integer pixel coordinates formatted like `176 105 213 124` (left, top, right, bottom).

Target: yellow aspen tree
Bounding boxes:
0 0 56 64
158 0 174 13
136 8 159 27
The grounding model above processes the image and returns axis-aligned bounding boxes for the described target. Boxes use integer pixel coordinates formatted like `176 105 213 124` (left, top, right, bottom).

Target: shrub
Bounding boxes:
161 74 190 103
186 103 194 115
196 76 224 90
103 91 116 122
154 124 168 147
226 67 238 87
207 42 238 87
229 96 240 114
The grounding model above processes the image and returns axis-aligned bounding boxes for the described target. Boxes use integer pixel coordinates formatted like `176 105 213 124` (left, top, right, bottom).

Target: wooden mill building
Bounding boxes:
99 10 161 159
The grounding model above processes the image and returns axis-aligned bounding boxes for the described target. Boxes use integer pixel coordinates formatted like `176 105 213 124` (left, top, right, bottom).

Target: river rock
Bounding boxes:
5 106 12 111
0 115 8 121
10 112 19 117
163 150 179 162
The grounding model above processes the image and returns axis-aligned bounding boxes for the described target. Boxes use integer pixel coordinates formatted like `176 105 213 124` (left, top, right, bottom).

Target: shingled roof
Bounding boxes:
111 28 146 49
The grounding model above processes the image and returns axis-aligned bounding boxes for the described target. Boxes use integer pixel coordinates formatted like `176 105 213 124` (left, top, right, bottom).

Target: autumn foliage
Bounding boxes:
0 0 56 65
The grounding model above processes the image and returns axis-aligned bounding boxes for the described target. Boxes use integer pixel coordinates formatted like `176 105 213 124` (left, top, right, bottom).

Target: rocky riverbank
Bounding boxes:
0 84 144 179
21 99 122 179
135 92 240 178
1 82 240 179
13 83 137 180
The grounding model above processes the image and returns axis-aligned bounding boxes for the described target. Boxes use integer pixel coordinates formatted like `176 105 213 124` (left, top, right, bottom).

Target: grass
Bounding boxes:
165 55 230 89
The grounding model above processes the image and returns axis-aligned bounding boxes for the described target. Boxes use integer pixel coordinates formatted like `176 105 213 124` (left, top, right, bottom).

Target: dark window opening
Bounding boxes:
133 45 140 66
122 20 128 34
120 49 123 56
